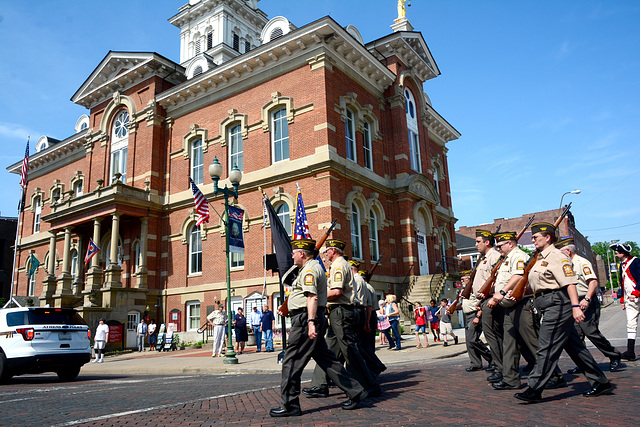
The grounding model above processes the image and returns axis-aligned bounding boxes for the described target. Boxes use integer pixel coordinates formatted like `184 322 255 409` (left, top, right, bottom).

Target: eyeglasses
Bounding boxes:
496 242 509 249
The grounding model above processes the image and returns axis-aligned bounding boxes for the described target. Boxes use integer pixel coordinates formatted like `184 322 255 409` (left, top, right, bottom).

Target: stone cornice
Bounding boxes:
366 31 440 82
424 104 461 145
169 0 268 30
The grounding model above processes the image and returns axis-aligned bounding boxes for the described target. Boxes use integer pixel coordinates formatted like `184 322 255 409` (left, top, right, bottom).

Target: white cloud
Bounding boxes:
0 122 39 141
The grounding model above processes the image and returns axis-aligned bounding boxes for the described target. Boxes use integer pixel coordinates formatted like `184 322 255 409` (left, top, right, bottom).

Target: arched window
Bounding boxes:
229 124 243 172
70 249 78 282
405 89 421 173
433 167 441 196
189 224 202 274
110 110 129 184
345 108 356 162
233 34 240 51
105 238 123 266
190 138 203 184
28 270 36 296
207 32 213 49
363 120 372 170
193 66 203 77
276 203 291 237
133 241 141 273
33 196 41 233
351 203 362 259
369 209 379 261
270 27 283 41
271 108 289 163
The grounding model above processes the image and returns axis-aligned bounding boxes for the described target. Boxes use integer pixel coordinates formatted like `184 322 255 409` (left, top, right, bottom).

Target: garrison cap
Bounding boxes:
476 229 493 239
291 238 316 251
460 270 471 276
349 260 361 268
610 242 632 255
531 222 555 234
495 232 517 243
325 239 347 250
554 236 575 249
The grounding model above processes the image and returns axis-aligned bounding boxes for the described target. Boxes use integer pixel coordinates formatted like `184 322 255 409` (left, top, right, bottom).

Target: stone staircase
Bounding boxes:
398 274 448 325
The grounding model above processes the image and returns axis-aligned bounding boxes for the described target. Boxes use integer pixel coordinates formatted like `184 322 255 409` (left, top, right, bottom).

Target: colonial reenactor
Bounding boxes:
270 239 367 417
462 229 498 372
514 223 612 403
476 230 504 382
556 237 622 372
304 240 380 398
611 242 640 361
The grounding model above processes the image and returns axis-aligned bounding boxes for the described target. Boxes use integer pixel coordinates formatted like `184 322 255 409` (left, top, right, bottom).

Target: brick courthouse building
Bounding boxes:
8 0 460 345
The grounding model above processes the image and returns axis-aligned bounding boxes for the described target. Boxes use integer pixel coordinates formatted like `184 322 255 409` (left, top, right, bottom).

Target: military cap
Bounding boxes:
325 239 347 250
495 232 517 243
554 236 574 249
476 229 493 239
358 270 368 276
610 242 632 255
531 222 555 234
460 270 471 276
291 238 316 251
349 259 361 268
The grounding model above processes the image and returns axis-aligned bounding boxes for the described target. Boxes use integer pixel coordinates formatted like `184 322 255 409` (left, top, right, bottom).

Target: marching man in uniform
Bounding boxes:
611 242 640 361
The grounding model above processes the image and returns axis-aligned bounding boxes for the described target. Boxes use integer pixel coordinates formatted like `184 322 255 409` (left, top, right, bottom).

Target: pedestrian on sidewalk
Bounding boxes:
148 319 157 352
234 308 248 354
413 302 430 348
436 299 458 347
136 318 147 352
250 306 263 352
377 300 393 347
92 318 109 363
208 304 228 357
261 305 276 352
429 299 440 342
385 294 402 350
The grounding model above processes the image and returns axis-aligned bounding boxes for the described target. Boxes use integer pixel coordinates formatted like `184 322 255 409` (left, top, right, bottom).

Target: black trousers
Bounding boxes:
463 312 492 368
481 299 504 373
575 297 622 360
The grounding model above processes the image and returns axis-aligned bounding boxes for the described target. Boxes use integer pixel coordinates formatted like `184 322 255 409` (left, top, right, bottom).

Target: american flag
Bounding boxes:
20 137 29 189
293 190 310 239
189 177 210 226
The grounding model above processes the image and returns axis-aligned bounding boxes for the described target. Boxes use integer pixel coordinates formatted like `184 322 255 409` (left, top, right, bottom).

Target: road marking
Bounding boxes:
51 385 279 426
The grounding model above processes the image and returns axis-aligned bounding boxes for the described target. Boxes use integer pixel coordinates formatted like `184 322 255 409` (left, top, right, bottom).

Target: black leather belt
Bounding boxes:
290 307 325 317
533 289 556 298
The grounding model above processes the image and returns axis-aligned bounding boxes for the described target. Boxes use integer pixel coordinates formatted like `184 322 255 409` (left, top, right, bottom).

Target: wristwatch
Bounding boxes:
499 290 507 296
584 297 591 302
307 319 316 323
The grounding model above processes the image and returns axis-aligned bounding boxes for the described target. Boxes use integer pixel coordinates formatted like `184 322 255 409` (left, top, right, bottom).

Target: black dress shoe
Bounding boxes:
544 378 567 389
466 366 482 372
492 380 520 390
583 382 612 397
485 363 496 372
567 366 584 374
487 372 503 383
269 406 302 417
621 350 636 361
302 386 329 398
609 358 621 372
514 387 542 403
454 336 459 345
342 389 368 410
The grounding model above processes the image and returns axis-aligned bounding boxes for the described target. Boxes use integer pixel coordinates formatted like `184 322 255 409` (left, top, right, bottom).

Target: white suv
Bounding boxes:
0 307 91 382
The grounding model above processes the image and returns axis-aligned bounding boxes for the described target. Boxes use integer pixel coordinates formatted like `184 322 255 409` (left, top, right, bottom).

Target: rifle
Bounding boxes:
507 203 573 304
363 253 384 282
278 219 338 317
476 215 536 299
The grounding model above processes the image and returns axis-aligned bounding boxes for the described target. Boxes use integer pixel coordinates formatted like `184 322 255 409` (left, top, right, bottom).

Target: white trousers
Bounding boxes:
625 299 640 339
212 325 226 355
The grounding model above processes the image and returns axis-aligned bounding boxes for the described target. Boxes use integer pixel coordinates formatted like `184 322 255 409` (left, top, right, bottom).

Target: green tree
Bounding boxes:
591 241 640 290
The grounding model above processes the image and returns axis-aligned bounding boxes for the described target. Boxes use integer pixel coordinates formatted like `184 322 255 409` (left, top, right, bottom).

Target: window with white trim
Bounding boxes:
189 224 202 274
345 109 356 162
229 124 243 172
110 110 129 184
187 301 201 330
363 121 372 170
133 241 140 273
230 252 244 269
271 108 289 163
74 180 83 196
33 197 41 233
190 138 204 185
233 34 240 51
207 32 213 50
70 249 78 282
276 203 291 237
351 203 362 259
369 209 379 261
105 238 123 266
405 89 421 173
28 271 36 296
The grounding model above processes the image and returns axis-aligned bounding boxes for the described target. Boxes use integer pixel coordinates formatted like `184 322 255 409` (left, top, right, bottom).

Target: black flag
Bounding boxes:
262 195 294 277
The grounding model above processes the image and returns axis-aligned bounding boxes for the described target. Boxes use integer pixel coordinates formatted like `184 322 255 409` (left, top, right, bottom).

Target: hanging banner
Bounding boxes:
228 205 245 254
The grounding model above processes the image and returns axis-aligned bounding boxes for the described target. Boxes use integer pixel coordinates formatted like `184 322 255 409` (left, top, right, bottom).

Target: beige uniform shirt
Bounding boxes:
529 245 577 293
288 258 328 311
328 256 354 307
571 254 597 297
462 248 501 314
495 247 528 293
352 273 366 306
365 282 376 308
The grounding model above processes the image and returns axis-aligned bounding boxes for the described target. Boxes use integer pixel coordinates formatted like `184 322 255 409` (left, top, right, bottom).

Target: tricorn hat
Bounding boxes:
610 242 632 255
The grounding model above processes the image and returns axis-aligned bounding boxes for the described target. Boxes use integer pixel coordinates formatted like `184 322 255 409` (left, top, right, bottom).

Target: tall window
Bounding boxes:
74 180 83 196
33 197 41 233
345 109 356 161
105 239 123 266
190 138 203 184
233 34 240 51
369 210 379 261
133 241 141 273
187 301 201 330
229 124 243 172
189 224 202 274
231 253 244 269
363 121 372 170
276 203 291 237
272 108 289 163
207 32 213 49
350 203 362 259
245 41 251 53
405 89 421 173
28 271 36 296
110 110 129 184
433 167 441 196
70 250 78 282
195 37 201 55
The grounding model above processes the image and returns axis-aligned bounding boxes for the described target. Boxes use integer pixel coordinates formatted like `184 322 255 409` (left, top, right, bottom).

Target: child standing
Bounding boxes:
436 299 458 347
428 299 440 342
414 302 430 348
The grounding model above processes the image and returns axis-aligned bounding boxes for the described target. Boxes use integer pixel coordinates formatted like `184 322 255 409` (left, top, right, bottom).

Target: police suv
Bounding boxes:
0 307 91 382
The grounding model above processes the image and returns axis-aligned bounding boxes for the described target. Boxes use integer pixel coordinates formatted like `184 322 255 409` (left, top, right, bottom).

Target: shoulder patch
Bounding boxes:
583 266 592 275
563 264 575 277
517 260 525 270
304 273 314 286
334 270 343 282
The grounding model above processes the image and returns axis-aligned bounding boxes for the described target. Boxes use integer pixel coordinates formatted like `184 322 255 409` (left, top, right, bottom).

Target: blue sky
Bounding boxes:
1 0 639 244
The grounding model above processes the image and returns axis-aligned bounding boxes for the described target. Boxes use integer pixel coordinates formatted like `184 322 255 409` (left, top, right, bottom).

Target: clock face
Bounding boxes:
114 111 129 139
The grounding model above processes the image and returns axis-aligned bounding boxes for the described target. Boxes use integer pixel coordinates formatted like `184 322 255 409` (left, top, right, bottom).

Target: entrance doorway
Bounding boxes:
126 311 140 348
417 232 429 275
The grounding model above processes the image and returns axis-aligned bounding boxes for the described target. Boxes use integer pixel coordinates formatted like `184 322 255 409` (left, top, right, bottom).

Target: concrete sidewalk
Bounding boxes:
81 327 467 376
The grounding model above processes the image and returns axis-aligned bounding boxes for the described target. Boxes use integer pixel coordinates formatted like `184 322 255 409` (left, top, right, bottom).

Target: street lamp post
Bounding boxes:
559 189 581 209
608 239 620 292
209 156 242 365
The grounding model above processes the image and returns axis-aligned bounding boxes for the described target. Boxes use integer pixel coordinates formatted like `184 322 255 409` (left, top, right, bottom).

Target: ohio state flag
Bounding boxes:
84 238 100 268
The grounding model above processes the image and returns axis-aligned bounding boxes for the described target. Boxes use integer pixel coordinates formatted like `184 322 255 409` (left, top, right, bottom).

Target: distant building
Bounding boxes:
0 217 18 303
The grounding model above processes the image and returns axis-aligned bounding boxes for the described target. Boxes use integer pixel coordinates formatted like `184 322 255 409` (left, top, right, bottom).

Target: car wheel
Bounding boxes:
56 366 81 382
0 352 13 383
